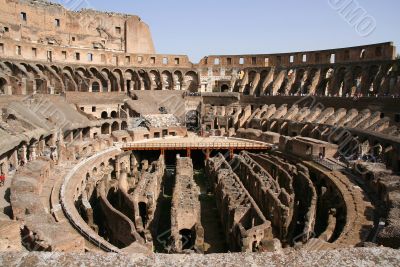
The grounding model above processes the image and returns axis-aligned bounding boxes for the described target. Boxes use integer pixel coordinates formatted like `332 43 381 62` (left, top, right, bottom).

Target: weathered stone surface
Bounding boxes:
1 248 400 267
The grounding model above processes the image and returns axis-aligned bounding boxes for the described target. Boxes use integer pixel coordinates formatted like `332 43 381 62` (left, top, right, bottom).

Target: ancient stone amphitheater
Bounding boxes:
0 0 399 266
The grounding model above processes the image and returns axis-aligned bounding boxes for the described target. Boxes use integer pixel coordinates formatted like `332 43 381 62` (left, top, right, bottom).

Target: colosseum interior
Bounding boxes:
0 0 399 266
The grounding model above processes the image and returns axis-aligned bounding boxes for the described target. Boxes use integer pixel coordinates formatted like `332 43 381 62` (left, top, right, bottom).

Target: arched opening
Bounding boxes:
221 84 229 92
85 172 90 183
120 106 128 119
138 202 148 226
0 78 7 95
244 71 257 95
290 69 305 95
121 121 128 131
149 70 161 90
334 67 347 96
108 158 116 178
90 68 108 92
364 65 379 95
92 81 100 92
111 121 119 132
184 71 199 92
352 66 363 96
173 71 183 90
138 70 150 90
161 71 173 90
316 68 333 96
179 228 195 250
113 69 124 92
103 69 118 92
110 111 118 119
36 79 47 94
74 68 90 92
101 123 110 134
101 111 108 119
82 127 90 140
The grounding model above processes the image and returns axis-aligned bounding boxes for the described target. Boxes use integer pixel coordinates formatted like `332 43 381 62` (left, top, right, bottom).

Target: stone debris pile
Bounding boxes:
143 114 181 128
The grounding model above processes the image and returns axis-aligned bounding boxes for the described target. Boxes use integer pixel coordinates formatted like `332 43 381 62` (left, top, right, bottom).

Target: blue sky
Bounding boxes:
55 0 399 62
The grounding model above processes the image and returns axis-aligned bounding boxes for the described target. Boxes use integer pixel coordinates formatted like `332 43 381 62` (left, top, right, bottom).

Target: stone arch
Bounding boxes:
184 71 199 92
303 68 319 95
100 162 105 171
90 67 108 92
255 70 270 96
120 105 128 119
62 66 78 91
44 64 65 94
101 111 108 119
362 65 380 96
91 81 100 92
113 68 124 92
92 167 98 176
173 70 183 90
161 70 173 90
149 70 161 90
316 68 334 96
8 62 36 94
350 66 363 96
276 70 290 95
244 70 257 95
82 127 90 140
290 69 306 95
29 64 50 94
332 67 347 96
111 121 119 132
101 123 110 134
104 69 117 92
75 67 91 92
102 68 119 92
121 121 128 130
0 76 8 95
221 84 230 92
138 70 150 90
110 111 118 118
125 69 140 92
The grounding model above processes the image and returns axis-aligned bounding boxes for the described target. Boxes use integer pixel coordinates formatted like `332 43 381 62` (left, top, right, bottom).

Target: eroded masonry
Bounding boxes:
0 0 400 260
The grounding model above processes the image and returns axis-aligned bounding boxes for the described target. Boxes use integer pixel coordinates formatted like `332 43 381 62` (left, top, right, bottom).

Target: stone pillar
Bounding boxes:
130 80 135 92
19 145 27 165
28 144 38 161
10 150 18 171
21 78 27 95
68 132 74 143
107 81 111 92
78 129 83 142
175 82 181 91
6 85 12 95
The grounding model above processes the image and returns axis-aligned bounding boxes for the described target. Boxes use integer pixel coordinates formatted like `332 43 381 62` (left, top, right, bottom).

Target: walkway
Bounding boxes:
121 136 271 158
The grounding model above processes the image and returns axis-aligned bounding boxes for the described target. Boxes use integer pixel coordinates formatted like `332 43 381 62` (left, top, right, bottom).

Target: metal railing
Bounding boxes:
121 142 270 150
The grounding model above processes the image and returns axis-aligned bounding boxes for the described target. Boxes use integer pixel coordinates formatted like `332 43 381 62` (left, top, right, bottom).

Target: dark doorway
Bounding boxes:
221 84 229 92
179 228 195 250
92 81 100 92
139 202 148 226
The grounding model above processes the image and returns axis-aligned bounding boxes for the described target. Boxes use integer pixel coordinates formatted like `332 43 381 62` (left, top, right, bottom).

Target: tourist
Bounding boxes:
0 172 5 187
